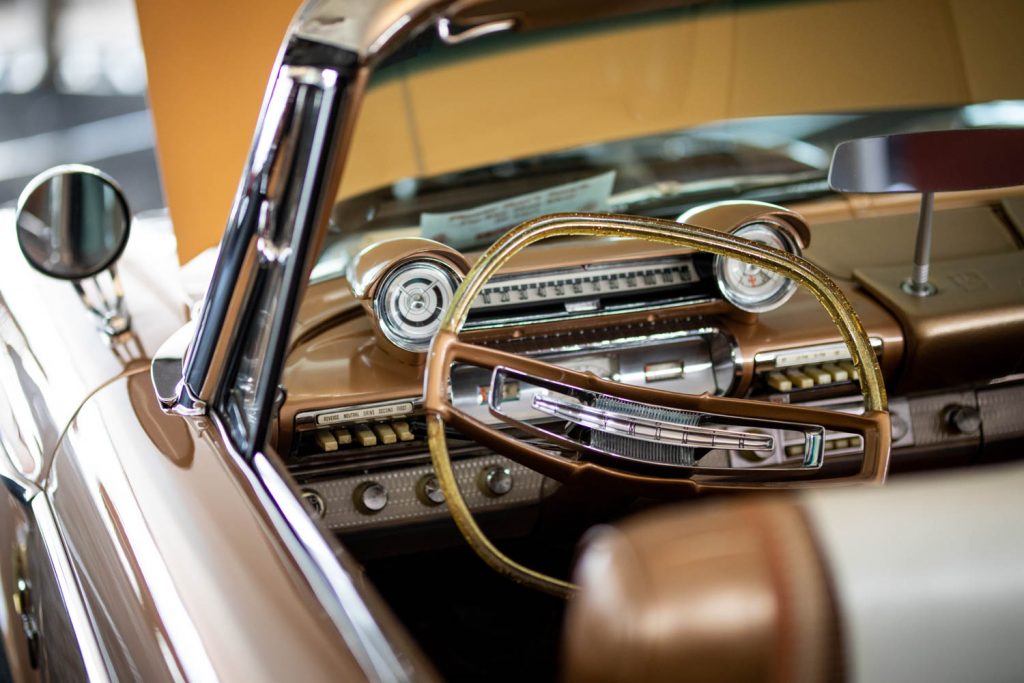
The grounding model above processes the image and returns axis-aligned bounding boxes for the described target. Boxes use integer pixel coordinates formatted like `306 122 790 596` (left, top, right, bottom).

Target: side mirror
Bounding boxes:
16 165 133 334
16 165 131 280
828 128 1024 296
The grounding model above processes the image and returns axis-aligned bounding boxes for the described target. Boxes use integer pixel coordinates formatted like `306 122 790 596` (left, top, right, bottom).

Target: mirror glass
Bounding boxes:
15 165 131 280
828 127 1024 193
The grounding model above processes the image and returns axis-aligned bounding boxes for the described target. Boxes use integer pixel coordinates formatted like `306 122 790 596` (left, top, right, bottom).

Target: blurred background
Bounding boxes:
0 0 163 210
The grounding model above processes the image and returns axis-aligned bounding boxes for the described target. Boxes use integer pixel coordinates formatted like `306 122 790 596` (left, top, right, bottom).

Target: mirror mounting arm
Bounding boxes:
72 266 132 335
902 191 937 297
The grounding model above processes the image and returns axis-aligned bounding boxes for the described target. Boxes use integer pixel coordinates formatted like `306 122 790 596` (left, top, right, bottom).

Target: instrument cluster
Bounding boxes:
358 218 804 357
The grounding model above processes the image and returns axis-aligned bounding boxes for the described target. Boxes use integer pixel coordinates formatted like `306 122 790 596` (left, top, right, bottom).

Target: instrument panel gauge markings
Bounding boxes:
471 258 698 311
714 222 800 313
375 259 461 352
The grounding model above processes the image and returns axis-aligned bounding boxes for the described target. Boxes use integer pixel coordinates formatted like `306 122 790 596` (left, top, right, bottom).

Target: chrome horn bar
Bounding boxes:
532 395 774 450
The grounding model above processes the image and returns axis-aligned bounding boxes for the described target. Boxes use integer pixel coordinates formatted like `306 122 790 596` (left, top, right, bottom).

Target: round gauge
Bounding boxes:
375 260 460 352
714 222 800 313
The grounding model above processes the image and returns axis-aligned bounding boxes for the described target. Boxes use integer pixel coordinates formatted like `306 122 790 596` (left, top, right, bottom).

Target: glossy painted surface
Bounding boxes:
0 204 430 680
47 373 375 681
0 208 189 681
0 487 41 682
0 208 187 491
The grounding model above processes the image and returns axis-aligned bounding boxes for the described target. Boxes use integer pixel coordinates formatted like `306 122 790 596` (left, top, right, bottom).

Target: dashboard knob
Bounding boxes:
416 474 446 506
301 489 326 519
890 413 909 442
353 481 389 514
944 404 981 436
480 465 514 497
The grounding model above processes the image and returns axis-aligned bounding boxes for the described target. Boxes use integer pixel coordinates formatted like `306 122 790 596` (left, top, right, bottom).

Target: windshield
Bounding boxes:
313 3 1024 282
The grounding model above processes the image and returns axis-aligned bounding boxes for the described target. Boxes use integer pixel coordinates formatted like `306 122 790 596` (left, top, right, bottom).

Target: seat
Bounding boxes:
563 462 1024 683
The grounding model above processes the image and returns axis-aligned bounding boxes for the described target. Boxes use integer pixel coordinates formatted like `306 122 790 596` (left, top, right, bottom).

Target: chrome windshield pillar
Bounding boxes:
171 0 460 426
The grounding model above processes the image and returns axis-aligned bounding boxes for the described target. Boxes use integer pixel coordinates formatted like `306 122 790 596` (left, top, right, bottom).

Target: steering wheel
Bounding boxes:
423 212 890 597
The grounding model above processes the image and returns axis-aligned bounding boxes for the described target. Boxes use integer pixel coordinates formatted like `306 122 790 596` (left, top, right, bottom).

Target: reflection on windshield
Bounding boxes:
312 101 1024 284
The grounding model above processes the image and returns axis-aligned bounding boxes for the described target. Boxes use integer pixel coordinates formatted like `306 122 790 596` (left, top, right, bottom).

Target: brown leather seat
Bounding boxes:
564 462 1024 683
562 499 840 683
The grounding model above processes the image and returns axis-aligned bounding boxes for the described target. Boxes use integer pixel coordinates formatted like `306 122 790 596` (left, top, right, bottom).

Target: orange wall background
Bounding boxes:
135 0 297 262
136 0 1024 264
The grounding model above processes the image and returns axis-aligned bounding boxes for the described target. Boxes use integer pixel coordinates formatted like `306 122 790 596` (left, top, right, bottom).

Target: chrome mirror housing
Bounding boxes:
15 165 133 334
16 165 131 280
828 128 1024 194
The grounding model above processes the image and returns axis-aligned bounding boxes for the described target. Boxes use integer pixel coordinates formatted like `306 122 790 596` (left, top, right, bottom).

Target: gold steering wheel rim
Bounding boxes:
424 212 888 597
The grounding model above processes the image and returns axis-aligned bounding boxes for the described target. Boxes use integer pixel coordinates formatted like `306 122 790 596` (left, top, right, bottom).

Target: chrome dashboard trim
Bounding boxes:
481 323 723 357
713 220 801 314
295 397 421 428
464 295 718 331
464 256 713 331
531 394 775 450
754 337 884 372
485 365 826 474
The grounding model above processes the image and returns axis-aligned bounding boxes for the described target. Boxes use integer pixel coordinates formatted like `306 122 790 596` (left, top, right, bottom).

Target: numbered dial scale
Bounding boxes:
472 258 700 311
714 222 800 313
375 260 460 352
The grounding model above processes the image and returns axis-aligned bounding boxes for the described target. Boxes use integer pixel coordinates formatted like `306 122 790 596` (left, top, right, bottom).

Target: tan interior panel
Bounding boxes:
398 10 733 181
804 205 1019 280
1001 197 1024 243
949 0 1024 103
339 78 421 200
731 0 969 116
855 251 1024 391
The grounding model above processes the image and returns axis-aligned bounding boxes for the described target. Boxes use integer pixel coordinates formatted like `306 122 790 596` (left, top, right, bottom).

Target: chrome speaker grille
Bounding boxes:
589 395 700 466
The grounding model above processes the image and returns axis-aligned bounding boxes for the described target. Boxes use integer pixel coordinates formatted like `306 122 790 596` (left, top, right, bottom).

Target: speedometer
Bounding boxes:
714 222 799 313
375 260 460 352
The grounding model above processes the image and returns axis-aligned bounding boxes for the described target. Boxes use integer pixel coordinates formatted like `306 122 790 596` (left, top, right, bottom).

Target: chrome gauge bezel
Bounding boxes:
374 259 461 353
714 222 800 313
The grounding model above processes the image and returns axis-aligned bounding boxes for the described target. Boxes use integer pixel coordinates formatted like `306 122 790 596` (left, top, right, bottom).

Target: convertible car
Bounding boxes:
2 0 1024 681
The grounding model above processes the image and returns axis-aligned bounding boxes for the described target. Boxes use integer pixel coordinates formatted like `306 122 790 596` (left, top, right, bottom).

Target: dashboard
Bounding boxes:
278 194 1024 538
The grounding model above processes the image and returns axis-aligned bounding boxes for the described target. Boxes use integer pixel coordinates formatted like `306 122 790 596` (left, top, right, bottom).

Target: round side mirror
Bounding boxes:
15 165 131 280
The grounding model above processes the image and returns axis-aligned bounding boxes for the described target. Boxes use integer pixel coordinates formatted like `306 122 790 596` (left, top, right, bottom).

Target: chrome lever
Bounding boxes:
437 16 516 45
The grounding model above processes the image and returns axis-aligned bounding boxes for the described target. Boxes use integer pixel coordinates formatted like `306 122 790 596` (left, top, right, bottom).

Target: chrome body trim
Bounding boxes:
291 1 447 58
436 15 515 44
180 36 360 408
151 320 197 412
31 494 111 682
179 0 472 406
0 438 39 503
245 446 420 682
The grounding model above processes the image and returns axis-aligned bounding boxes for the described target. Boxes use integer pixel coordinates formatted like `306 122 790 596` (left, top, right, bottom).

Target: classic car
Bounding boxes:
2 0 1024 681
